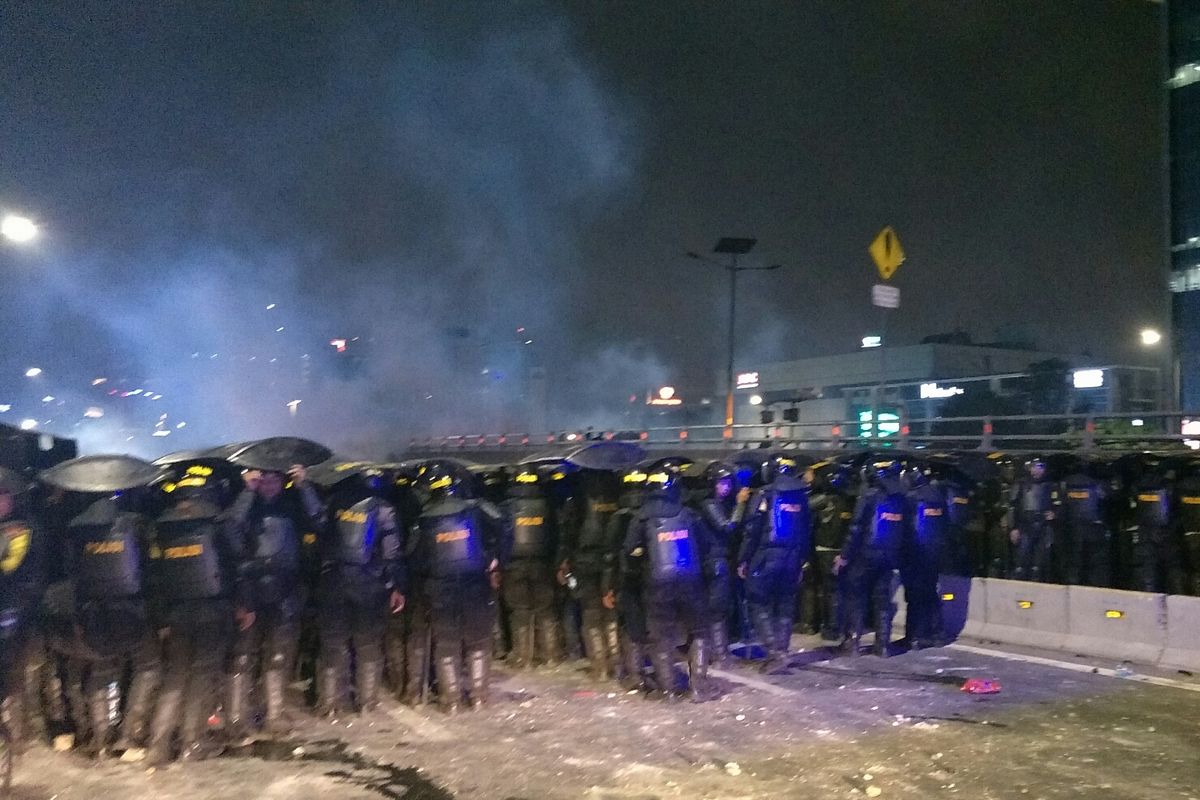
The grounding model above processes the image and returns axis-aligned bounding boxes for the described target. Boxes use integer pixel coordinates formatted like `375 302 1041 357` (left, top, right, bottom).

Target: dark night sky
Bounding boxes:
0 1 1168 452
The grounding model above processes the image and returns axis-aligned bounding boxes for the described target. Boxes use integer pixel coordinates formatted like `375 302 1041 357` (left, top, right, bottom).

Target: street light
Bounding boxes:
1141 328 1163 347
686 238 782 434
1 214 38 243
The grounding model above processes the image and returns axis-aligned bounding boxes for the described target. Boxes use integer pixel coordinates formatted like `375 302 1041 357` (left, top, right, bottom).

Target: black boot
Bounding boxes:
648 649 677 700
688 638 711 703
224 658 253 743
775 615 793 657
262 669 293 736
403 638 429 706
435 656 461 714
710 620 728 668
509 621 534 670
84 683 112 759
535 617 562 667
115 668 158 751
466 649 491 709
584 626 610 681
619 635 646 691
357 656 383 714
177 672 218 763
385 630 406 699
145 687 183 767
603 620 622 680
873 605 894 658
314 659 344 718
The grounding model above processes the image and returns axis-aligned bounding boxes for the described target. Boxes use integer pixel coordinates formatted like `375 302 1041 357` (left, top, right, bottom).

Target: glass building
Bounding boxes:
1169 0 1200 409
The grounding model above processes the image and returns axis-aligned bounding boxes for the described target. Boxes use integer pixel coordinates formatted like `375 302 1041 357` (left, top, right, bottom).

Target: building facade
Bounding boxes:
1170 0 1200 409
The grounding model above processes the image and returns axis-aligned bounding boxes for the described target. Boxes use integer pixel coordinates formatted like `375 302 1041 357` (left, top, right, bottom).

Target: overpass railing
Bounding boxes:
405 410 1200 455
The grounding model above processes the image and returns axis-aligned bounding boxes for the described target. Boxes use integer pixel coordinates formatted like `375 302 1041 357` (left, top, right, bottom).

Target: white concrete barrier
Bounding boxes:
979 578 1067 650
1160 594 1200 672
1063 586 1167 664
958 577 988 640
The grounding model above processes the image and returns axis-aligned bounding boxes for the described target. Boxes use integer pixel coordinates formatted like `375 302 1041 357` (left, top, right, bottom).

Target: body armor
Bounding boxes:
509 496 554 562
72 499 143 599
154 514 223 601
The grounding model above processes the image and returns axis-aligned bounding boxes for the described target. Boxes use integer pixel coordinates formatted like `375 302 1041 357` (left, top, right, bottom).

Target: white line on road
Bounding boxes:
948 643 1200 694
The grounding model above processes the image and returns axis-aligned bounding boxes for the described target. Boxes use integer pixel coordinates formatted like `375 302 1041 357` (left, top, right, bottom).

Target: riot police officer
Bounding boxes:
500 467 560 669
606 467 651 690
408 462 509 713
1175 461 1200 596
902 464 948 649
556 468 623 681
737 454 811 670
693 462 748 665
144 464 239 765
836 460 907 658
1130 460 1181 593
1060 464 1111 587
66 484 160 757
0 468 46 751
1009 458 1060 582
226 464 325 738
805 465 854 642
316 469 404 717
621 462 715 701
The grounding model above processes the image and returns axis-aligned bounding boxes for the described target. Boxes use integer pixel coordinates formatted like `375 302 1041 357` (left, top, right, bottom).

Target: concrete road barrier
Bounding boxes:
1160 594 1200 672
957 577 988 640
979 578 1067 650
1063 586 1167 664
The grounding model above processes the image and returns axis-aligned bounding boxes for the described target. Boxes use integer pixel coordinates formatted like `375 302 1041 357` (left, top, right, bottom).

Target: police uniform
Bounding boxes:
0 490 47 749
1060 471 1111 587
608 469 650 689
1131 473 1181 593
804 478 853 641
556 470 623 681
738 460 811 666
144 485 238 764
1175 470 1200 596
501 471 560 668
841 466 906 657
225 480 325 736
622 470 714 700
1009 471 1060 582
694 465 747 665
67 495 161 756
902 475 948 648
316 478 402 716
407 467 509 712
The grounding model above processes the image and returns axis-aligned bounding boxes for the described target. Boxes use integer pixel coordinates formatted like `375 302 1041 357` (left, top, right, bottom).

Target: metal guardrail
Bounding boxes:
406 411 1200 455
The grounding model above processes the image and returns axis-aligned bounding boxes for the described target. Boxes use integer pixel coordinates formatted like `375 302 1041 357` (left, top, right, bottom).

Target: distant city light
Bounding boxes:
658 386 676 401
152 430 171 437
24 367 42 377
92 377 107 386
861 336 882 349
920 383 964 399
330 338 347 353
176 421 187 429
0 405 9 412
524 339 533 345
19 419 37 430
1073 369 1105 389
1140 328 1163 346
41 395 54 403
150 394 162 400
749 394 763 406
267 303 277 310
275 326 285 333
736 371 760 389
84 407 104 419
287 399 301 417
1131 418 1145 427
1 214 39 243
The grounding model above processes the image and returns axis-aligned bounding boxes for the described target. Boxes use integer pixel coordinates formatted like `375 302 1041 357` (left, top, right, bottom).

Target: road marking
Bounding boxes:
949 643 1200 694
710 667 802 697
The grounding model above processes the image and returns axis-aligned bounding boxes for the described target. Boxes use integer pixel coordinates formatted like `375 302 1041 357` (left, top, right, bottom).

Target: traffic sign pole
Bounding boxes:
867 227 905 441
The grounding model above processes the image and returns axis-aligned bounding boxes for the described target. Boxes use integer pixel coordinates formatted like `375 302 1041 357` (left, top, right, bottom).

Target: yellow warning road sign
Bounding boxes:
869 226 905 280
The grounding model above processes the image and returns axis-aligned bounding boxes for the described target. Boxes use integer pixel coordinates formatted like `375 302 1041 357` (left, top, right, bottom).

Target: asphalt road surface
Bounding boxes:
7 637 1199 800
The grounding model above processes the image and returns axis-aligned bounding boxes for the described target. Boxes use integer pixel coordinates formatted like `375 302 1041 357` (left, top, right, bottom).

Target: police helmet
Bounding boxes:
866 459 903 485
644 459 683 498
620 467 649 486
416 462 464 497
362 468 388 494
762 454 801 484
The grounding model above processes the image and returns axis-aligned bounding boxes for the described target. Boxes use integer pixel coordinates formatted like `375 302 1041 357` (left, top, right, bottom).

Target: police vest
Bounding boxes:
645 509 701 582
336 497 384 567
910 490 947 551
1020 482 1055 516
578 495 620 553
510 497 553 561
73 509 143 599
1177 479 1200 535
420 501 486 575
762 483 810 552
1062 478 1102 526
0 520 32 578
153 516 223 601
1135 487 1170 529
250 514 301 578
868 493 907 559
699 498 734 554
944 486 972 529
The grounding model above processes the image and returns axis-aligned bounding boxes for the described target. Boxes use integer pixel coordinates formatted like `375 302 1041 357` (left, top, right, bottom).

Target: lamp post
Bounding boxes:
1 214 38 244
686 238 781 437
1140 327 1179 414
